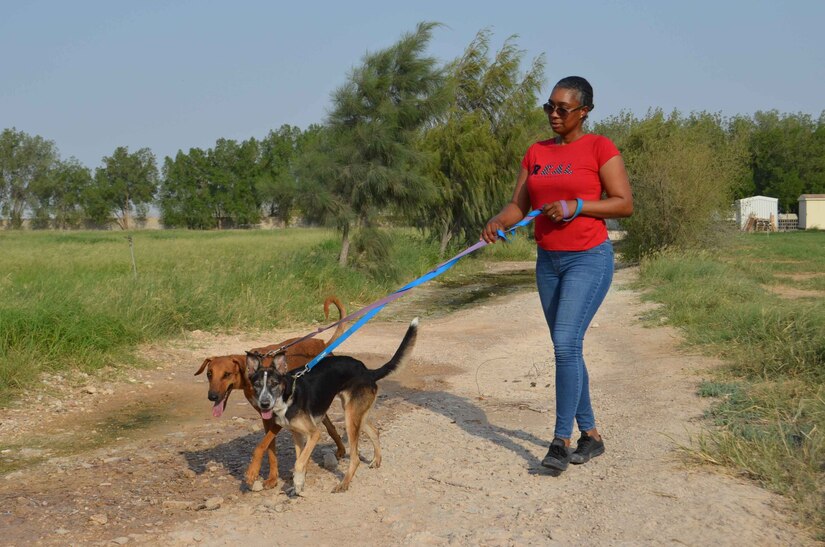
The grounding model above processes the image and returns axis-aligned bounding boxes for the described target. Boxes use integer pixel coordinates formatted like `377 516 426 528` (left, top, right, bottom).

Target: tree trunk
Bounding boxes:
10 195 25 228
122 194 131 230
338 223 350 266
438 220 453 258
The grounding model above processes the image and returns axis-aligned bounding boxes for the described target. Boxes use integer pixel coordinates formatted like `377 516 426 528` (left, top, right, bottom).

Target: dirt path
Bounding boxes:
0 265 814 546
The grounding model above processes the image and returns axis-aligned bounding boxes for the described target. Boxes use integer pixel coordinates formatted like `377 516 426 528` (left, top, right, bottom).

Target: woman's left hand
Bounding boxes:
542 200 575 222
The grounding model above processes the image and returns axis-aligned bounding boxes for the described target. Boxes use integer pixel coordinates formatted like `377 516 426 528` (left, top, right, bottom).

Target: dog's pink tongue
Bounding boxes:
212 402 224 418
260 410 273 420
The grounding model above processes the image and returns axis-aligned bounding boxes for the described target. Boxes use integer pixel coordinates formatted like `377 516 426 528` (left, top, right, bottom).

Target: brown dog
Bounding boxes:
194 296 347 489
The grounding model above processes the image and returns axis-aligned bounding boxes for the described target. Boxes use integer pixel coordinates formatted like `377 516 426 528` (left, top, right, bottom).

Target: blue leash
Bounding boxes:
297 209 542 374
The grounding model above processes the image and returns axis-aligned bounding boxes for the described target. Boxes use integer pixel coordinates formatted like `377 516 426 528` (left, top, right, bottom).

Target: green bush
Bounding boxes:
597 111 748 261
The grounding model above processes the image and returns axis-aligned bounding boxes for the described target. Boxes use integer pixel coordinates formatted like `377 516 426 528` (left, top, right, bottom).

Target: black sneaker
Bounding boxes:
541 438 571 471
569 432 605 465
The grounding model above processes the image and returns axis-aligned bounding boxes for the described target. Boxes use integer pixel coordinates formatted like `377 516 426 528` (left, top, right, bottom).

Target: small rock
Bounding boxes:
200 497 223 511
591 322 600 328
83 386 97 394
162 500 192 510
112 537 129 545
90 513 108 525
250 480 264 492
322 453 338 471
55 528 70 535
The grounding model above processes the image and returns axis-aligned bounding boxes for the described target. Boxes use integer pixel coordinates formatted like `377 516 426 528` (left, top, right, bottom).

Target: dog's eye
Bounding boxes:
222 372 231 379
206 372 212 379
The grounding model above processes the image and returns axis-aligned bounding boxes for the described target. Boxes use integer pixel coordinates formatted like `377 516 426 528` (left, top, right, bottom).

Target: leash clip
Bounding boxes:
265 346 286 358
290 366 308 392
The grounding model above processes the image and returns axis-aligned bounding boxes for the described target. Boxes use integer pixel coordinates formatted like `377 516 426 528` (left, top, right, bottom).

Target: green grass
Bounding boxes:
0 227 534 404
636 231 825 538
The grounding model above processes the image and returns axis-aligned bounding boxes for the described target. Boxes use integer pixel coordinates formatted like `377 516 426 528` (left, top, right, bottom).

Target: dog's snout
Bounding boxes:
208 391 220 402
258 394 274 410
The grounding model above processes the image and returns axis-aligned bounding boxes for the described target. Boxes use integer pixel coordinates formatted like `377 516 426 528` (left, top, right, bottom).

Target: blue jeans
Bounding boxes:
535 240 614 440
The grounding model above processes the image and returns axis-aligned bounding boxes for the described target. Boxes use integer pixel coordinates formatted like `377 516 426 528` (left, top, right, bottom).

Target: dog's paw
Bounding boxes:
369 456 382 469
332 481 350 493
244 470 259 488
335 447 346 459
263 477 279 490
292 472 305 495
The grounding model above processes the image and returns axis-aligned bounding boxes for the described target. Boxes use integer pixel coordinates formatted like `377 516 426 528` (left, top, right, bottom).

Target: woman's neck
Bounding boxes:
556 128 586 145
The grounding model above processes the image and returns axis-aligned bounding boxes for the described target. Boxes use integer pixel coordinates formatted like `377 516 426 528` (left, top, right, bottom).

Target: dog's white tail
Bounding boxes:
370 317 418 382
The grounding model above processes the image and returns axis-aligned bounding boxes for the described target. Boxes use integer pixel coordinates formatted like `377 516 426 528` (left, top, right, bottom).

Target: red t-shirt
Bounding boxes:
521 133 620 251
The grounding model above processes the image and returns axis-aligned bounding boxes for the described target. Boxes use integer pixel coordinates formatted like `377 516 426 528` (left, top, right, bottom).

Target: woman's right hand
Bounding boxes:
481 217 506 244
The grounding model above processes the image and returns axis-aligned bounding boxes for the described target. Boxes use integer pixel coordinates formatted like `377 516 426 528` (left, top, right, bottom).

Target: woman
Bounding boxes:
482 76 633 472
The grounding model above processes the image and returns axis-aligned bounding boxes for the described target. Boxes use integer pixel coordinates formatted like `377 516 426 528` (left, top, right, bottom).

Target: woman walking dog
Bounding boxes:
482 76 633 472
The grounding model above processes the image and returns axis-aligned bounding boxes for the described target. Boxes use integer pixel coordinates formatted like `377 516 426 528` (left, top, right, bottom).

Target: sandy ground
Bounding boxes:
0 264 815 546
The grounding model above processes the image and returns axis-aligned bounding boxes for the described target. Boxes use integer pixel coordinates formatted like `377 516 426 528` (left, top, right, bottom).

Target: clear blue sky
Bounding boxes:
2 0 823 169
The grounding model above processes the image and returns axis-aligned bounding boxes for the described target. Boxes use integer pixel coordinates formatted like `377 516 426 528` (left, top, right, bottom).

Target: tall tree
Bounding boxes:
301 22 448 266
94 146 158 229
159 138 262 229
419 30 545 254
208 138 261 227
748 111 825 212
28 158 93 229
0 128 58 228
257 125 304 226
159 148 214 228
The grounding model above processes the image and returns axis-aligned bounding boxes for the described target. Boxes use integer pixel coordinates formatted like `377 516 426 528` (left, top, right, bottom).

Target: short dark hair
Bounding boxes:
553 76 594 112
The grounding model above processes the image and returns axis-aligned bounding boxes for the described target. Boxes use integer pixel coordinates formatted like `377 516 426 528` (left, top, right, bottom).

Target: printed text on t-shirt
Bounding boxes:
531 164 574 176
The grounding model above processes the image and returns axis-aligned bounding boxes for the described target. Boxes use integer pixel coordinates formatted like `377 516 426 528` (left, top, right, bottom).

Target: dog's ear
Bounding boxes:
194 357 212 376
273 353 288 374
231 355 245 374
245 351 262 377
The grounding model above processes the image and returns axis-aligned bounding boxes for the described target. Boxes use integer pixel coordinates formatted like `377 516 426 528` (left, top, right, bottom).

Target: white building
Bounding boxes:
798 194 825 230
734 195 779 230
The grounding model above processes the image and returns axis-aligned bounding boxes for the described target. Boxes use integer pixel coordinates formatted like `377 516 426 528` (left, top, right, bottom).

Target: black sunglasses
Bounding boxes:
542 102 586 118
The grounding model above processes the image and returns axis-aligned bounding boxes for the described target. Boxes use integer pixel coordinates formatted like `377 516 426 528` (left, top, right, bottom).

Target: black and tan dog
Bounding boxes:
246 317 418 494
194 296 347 489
